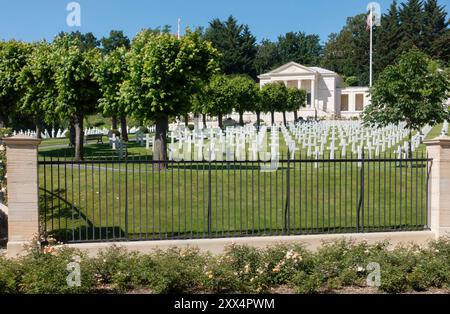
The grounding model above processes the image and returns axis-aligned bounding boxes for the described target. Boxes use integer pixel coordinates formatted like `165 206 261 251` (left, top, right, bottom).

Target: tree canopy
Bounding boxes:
0 40 32 127
124 30 219 166
260 82 288 125
363 50 450 134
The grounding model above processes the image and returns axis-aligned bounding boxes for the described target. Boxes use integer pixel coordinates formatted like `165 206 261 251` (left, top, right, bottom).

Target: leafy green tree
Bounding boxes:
93 47 129 141
286 88 307 122
124 30 219 168
230 75 259 126
277 32 322 66
260 82 288 125
363 50 450 153
254 39 280 75
101 30 130 54
0 40 32 127
204 16 257 78
49 33 101 160
100 31 131 135
19 42 58 139
57 31 99 50
201 75 236 129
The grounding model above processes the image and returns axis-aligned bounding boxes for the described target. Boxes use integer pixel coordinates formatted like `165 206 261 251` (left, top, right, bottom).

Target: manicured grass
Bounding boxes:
425 123 443 140
38 130 431 242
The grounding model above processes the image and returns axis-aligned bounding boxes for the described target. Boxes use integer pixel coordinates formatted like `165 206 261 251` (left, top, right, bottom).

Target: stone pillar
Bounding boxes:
424 136 450 238
4 135 41 257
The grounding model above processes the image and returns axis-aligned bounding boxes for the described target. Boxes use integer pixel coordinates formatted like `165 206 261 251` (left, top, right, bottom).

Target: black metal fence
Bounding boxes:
38 152 432 243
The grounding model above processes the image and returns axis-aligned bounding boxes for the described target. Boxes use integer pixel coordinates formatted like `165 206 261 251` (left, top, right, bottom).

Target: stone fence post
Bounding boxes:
424 136 450 238
4 135 41 257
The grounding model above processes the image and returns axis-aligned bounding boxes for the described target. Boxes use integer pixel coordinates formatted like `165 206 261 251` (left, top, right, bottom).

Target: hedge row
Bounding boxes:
1 239 450 294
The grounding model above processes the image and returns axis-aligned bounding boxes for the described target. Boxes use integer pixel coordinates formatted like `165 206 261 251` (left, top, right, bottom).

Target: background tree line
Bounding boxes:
0 0 448 163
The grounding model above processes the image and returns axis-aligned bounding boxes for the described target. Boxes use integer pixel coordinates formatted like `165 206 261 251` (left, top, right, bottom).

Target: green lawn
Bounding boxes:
39 158 429 242
37 126 436 242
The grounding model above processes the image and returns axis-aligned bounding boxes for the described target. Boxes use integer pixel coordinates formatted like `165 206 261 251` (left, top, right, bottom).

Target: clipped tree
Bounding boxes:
230 75 259 126
0 40 31 127
50 33 101 160
124 30 219 168
201 75 236 129
100 30 131 136
93 46 129 140
286 87 307 122
363 50 450 153
260 82 288 125
19 42 58 138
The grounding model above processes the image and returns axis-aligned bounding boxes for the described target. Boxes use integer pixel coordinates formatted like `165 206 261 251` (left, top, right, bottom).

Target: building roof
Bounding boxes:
258 61 338 79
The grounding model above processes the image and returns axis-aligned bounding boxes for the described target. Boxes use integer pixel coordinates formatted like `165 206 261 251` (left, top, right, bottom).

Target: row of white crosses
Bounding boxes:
159 120 421 163
13 129 37 138
289 121 417 162
166 125 278 162
27 128 68 139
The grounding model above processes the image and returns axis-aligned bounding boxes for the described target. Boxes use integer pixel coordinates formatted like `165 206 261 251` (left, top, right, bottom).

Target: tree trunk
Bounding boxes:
73 114 84 161
239 111 244 126
218 113 223 129
408 130 412 158
256 111 261 128
271 111 275 126
35 117 43 139
283 111 287 126
202 114 207 129
294 111 298 121
0 112 5 128
153 114 169 171
69 122 76 147
184 114 189 127
111 116 118 130
120 114 128 142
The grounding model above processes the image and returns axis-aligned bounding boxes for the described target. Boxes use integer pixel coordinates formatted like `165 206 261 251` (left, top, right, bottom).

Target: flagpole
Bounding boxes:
369 7 373 88
177 18 181 39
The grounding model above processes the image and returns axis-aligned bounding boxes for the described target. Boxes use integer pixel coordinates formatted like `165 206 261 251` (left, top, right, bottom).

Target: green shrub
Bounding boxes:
19 246 95 294
140 247 208 293
91 245 141 291
203 255 246 293
260 244 312 288
203 243 265 293
290 271 322 294
0 255 19 293
379 265 408 293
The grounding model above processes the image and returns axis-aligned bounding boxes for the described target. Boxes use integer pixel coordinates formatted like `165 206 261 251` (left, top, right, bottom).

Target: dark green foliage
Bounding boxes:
101 30 130 54
254 39 280 74
277 32 322 66
204 16 257 78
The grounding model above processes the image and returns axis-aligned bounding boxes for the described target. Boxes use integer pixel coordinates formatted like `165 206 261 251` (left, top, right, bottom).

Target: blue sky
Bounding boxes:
0 0 448 44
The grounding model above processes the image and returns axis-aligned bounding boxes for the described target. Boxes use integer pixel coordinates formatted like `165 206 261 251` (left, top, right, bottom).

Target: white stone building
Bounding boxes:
258 61 371 120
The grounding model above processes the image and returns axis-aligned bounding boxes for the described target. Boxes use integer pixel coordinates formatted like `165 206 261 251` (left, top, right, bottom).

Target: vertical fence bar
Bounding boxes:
285 153 290 234
207 161 212 237
124 154 128 240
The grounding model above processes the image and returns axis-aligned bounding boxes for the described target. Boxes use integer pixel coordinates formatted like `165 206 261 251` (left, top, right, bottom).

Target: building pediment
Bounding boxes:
263 62 316 76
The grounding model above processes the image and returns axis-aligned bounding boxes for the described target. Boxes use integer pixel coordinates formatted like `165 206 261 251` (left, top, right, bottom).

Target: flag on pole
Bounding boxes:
366 10 373 31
